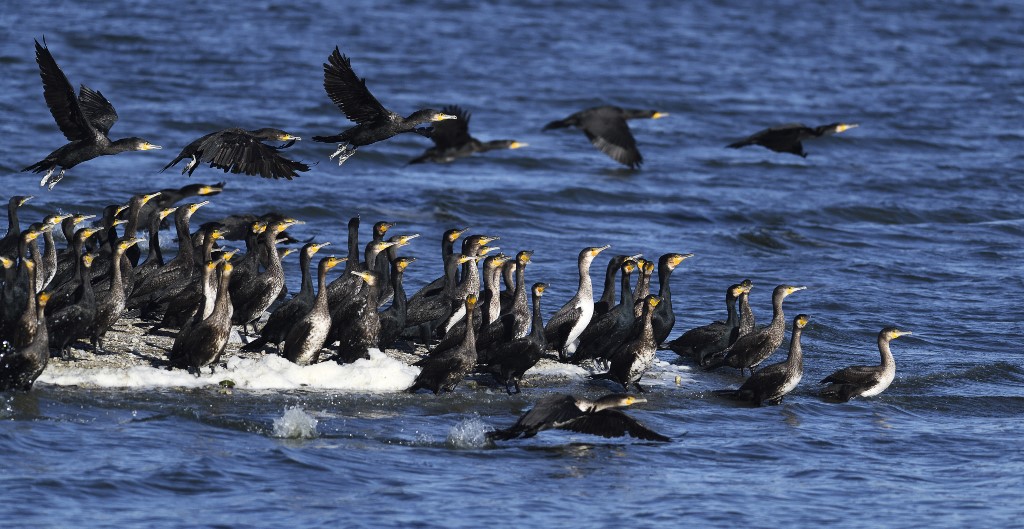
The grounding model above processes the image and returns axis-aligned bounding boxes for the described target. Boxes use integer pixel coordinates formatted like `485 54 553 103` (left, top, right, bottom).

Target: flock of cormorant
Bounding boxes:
1 39 898 443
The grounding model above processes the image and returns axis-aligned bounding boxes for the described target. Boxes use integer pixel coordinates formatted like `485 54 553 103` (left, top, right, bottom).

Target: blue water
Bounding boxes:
2 0 1024 526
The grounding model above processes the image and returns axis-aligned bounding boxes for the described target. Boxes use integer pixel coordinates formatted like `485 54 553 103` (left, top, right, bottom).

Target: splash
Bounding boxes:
272 406 318 439
446 416 489 449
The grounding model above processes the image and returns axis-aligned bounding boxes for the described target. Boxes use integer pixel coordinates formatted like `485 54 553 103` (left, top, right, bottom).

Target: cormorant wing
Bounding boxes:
323 47 389 125
582 115 642 168
162 130 220 173
77 84 119 135
740 362 787 393
502 394 586 437
563 409 670 441
544 304 582 346
33 40 94 142
430 105 473 150
197 130 310 180
820 365 881 385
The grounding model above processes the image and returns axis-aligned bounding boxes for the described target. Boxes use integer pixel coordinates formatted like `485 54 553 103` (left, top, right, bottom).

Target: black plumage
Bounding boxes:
819 327 908 402
667 283 745 364
727 122 858 157
0 196 33 261
714 314 809 406
312 47 457 165
407 294 478 394
0 292 50 391
22 39 161 189
543 106 666 169
408 105 525 164
487 393 669 442
163 128 308 179
283 256 346 365
704 285 805 375
482 282 548 394
45 252 96 359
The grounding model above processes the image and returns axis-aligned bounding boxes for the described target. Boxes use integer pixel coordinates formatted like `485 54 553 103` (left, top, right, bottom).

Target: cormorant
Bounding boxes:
727 122 858 157
0 292 50 391
544 245 609 361
312 47 458 165
482 282 548 394
378 256 415 350
163 128 308 179
45 252 96 359
820 327 909 402
666 282 745 364
487 393 670 442
714 314 809 406
0 196 33 260
242 242 332 353
407 294 479 394
737 279 756 337
591 295 662 392
408 105 525 164
705 285 805 375
542 106 666 169
127 201 208 314
231 219 301 333
179 259 234 375
331 270 383 365
91 237 143 351
137 182 224 230
571 259 637 366
405 227 468 306
650 252 693 346
23 39 161 189
283 256 346 365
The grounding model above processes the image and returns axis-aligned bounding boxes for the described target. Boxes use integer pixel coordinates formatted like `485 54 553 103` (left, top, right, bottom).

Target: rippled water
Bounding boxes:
2 0 1023 526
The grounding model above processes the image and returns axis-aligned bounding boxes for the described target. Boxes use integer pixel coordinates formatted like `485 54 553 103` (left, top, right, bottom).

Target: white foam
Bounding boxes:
37 349 420 392
272 406 318 439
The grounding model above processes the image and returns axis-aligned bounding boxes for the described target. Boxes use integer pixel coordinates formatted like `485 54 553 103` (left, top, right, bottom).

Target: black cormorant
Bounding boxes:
312 47 457 165
487 393 670 442
666 282 745 364
650 252 693 346
819 327 908 402
714 314 809 406
163 128 308 179
482 282 548 394
727 122 858 157
45 252 96 359
283 256 346 365
407 294 478 394
23 39 161 189
591 295 662 392
408 105 525 164
543 106 666 169
0 196 33 260
0 292 50 391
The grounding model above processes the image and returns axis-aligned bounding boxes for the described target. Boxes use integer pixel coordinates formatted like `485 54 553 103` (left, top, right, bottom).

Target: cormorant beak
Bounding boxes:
325 256 345 270
190 200 211 213
19 196 34 207
140 142 162 150
480 236 500 245
115 204 130 217
120 237 146 250
651 112 668 119
51 213 74 224
111 219 128 228
836 123 859 133
590 245 611 257
142 192 161 205
312 242 332 253
198 186 222 196
280 248 297 259
894 330 912 338
458 255 481 264
74 214 97 224
394 234 420 246
787 286 807 295
671 253 695 267
279 134 301 142
509 141 528 149
221 249 240 261
479 246 500 256
433 113 459 122
159 207 178 220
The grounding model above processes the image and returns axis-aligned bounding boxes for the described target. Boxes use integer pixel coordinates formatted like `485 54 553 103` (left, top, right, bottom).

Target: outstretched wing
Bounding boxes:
77 84 119 135
429 104 473 150
323 47 388 125
564 409 671 441
197 130 309 180
583 114 642 169
34 39 93 141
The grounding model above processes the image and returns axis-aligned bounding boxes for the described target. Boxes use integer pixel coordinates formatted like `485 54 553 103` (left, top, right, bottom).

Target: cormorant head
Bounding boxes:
81 253 96 268
195 183 225 196
220 260 233 275
774 284 806 299
662 252 694 270
881 327 911 341
507 141 528 149
219 249 240 262
388 233 419 247
446 227 470 243
159 207 178 221
533 282 548 296
373 221 394 238
0 257 12 269
37 291 50 307
44 213 73 226
279 248 297 260
794 314 810 329
517 250 534 265
323 256 346 271
594 393 647 410
70 213 96 226
307 241 331 257
477 245 501 257
642 259 655 276
254 128 301 143
394 257 416 272
14 196 33 207
465 294 478 308
117 237 145 253
184 200 210 218
79 226 103 241
621 260 637 274
740 279 753 292
455 253 480 265
352 270 378 286
485 253 510 270
646 295 661 308
583 245 611 262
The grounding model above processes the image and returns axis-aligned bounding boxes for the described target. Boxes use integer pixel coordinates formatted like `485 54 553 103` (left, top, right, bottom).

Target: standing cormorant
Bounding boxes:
482 282 548 394
91 237 143 351
714 314 809 406
487 393 670 442
23 39 161 189
727 122 858 157
820 327 909 402
571 259 638 366
45 252 96 359
543 106 667 169
408 105 526 164
178 259 234 375
377 257 415 350
231 219 301 333
283 256 346 365
407 294 479 394
0 196 33 260
544 245 609 361
163 128 307 179
312 47 457 165
591 295 662 392
705 285 805 375
650 252 693 346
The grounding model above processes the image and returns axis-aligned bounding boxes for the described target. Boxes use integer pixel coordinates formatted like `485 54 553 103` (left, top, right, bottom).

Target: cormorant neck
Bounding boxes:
878 335 895 370
657 265 673 301
346 221 360 272
298 251 314 298
530 293 545 342
315 262 331 305
725 294 738 329
599 259 619 307
787 327 803 370
109 138 145 153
